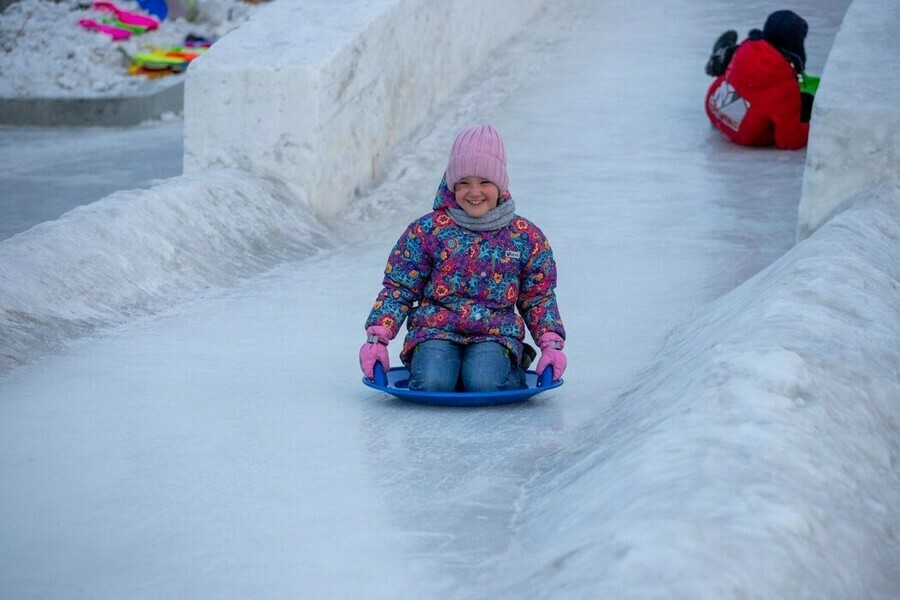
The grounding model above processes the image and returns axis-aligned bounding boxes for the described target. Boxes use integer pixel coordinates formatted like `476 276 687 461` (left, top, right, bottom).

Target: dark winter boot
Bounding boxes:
521 343 537 371
705 30 738 77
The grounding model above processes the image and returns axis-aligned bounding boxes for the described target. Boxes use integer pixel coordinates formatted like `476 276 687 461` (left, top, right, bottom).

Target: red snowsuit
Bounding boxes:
706 39 809 149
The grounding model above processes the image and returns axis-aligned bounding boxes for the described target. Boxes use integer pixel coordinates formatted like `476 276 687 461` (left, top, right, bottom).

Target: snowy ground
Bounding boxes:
0 0 262 97
2 0 899 598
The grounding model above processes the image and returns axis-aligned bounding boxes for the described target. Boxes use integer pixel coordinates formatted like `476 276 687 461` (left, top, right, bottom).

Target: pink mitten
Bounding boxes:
535 332 566 381
359 325 391 379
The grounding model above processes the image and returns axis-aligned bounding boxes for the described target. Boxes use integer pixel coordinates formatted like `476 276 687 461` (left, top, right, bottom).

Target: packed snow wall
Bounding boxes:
0 0 549 378
0 171 332 377
797 0 900 239
183 0 547 219
490 2 900 593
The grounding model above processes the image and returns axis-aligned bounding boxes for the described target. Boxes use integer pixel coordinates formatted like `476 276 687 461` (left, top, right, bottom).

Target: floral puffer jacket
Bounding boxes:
365 179 566 367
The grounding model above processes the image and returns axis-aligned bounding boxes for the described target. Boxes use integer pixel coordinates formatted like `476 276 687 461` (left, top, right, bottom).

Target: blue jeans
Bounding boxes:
409 340 526 393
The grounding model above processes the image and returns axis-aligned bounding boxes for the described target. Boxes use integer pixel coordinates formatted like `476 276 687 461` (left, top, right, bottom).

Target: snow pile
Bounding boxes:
0 169 330 376
0 0 263 97
184 0 547 219
499 190 900 598
798 0 900 238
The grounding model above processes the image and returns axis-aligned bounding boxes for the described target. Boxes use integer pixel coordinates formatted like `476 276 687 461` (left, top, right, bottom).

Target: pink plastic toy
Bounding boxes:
92 1 159 30
78 18 133 41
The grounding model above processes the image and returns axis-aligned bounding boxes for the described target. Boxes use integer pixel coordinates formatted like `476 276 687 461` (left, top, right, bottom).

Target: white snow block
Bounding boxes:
183 0 546 219
797 0 900 240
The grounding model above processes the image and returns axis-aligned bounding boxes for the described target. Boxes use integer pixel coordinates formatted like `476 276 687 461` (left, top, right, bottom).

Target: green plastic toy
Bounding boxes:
101 17 151 34
800 73 820 95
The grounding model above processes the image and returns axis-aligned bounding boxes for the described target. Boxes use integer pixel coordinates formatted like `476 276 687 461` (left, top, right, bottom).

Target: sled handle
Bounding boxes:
537 366 554 387
373 362 388 387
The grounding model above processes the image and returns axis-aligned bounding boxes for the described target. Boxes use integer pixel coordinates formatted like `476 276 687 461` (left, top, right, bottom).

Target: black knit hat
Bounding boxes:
763 10 809 73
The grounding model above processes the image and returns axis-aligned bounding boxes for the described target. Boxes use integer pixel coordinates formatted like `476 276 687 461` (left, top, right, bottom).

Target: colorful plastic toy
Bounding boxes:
134 52 189 71
100 17 151 34
92 1 159 30
800 73 820 96
136 0 168 20
184 33 214 47
135 46 204 67
78 18 132 41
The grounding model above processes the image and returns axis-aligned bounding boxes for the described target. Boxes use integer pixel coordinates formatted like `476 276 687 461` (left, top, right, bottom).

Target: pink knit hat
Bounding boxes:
445 124 509 193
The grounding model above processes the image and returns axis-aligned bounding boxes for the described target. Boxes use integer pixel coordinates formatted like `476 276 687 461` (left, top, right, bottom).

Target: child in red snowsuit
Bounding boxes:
704 10 814 150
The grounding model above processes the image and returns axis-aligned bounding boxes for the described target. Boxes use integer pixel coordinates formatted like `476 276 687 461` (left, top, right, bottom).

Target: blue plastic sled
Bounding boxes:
363 362 563 407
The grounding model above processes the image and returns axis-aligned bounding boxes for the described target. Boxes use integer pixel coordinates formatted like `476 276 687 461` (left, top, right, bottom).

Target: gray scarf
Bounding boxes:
446 199 516 231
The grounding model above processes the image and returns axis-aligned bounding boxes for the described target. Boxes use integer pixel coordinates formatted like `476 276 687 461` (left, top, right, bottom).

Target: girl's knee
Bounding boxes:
461 342 515 392
461 369 508 393
409 340 460 391
409 367 458 392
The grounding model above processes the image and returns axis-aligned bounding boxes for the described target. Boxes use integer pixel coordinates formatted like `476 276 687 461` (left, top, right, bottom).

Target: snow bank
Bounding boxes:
0 0 262 125
0 170 330 376
797 0 900 239
183 0 547 219
490 2 900 591
0 0 548 377
500 189 900 598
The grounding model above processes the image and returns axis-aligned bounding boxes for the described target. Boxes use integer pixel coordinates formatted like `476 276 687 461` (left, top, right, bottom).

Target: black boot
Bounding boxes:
705 30 738 77
521 343 537 371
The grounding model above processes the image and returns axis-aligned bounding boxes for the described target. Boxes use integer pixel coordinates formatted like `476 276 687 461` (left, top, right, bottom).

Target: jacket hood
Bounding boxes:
731 39 797 90
762 9 808 72
432 176 513 211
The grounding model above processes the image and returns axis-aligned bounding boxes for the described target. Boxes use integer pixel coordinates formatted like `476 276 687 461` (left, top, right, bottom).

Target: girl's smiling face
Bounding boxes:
453 176 500 218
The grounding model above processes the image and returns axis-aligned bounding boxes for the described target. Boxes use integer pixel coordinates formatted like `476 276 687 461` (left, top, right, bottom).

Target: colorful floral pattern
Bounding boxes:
365 179 565 366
